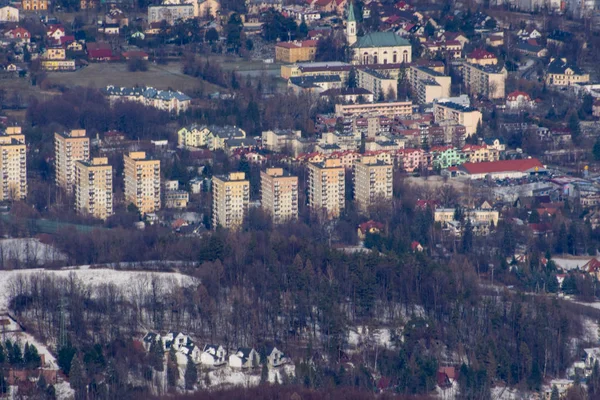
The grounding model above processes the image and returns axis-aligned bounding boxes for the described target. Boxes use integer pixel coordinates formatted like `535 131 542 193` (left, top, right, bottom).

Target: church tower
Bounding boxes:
346 1 357 46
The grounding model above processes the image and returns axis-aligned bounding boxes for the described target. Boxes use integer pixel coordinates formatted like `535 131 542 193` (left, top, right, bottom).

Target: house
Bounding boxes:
0 6 19 22
411 241 424 252
201 344 227 366
180 342 203 364
163 331 189 351
506 91 535 110
122 50 149 60
4 27 30 43
358 220 385 240
87 42 117 61
546 58 589 87
515 41 548 58
275 40 317 63
265 346 288 367
584 258 600 280
517 27 542 40
229 347 260 368
142 332 163 351
21 0 47 11
47 25 65 43
486 34 504 47
466 49 498 66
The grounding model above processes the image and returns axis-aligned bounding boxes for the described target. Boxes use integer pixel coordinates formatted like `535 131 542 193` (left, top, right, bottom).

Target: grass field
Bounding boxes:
45 61 222 93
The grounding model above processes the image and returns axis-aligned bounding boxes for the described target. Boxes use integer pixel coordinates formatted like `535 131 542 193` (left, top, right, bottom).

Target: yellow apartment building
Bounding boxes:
55 129 90 193
124 152 161 215
0 127 27 201
275 40 318 63
74 157 113 220
260 168 298 224
307 158 345 219
354 156 393 212
212 172 250 230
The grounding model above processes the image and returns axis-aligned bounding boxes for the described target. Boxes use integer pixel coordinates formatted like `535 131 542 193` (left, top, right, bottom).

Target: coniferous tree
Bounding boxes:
261 363 269 384
69 355 86 400
149 339 164 372
167 347 180 389
0 369 7 395
184 355 198 391
462 219 473 253
8 341 22 366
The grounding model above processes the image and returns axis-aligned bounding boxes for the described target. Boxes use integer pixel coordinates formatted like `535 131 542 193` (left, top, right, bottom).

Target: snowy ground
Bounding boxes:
200 364 295 390
2 330 59 370
0 267 199 312
347 326 395 349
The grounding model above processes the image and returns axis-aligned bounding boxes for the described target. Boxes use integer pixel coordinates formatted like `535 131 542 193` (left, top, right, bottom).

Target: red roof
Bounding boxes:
88 49 114 59
467 48 496 60
60 35 76 45
411 241 422 250
358 220 385 235
506 91 531 101
461 158 544 175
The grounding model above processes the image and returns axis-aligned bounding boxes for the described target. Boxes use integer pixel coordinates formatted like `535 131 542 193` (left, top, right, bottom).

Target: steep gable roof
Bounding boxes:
353 32 410 48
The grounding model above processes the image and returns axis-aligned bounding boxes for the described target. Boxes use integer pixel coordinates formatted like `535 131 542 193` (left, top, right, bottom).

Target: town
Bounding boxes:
2 0 600 398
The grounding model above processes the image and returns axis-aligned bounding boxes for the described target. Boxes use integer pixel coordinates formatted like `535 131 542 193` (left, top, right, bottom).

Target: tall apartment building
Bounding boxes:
124 152 161 215
307 158 345 219
54 129 90 193
0 127 27 201
354 156 393 212
74 157 113 220
212 172 250 230
408 66 451 104
433 101 483 137
261 168 298 224
461 62 507 100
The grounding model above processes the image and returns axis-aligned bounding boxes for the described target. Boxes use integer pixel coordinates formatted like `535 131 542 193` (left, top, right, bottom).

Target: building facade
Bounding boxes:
334 101 412 118
212 172 250 230
408 66 451 104
461 62 507 99
307 158 345 219
148 4 194 25
351 32 412 65
275 40 318 63
261 168 298 224
0 127 27 201
75 157 113 220
357 68 397 99
55 129 90 193
124 152 161 215
433 102 482 137
21 0 47 10
354 156 393 212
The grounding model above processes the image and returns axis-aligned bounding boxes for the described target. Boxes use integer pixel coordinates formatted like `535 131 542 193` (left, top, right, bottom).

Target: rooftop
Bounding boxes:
352 32 411 48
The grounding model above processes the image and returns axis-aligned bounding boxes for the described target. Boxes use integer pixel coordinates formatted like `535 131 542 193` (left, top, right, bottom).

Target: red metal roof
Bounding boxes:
461 158 544 175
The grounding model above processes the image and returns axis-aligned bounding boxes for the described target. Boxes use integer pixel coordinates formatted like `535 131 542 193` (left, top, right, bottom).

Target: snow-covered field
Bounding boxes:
348 326 395 349
201 364 296 390
0 267 199 312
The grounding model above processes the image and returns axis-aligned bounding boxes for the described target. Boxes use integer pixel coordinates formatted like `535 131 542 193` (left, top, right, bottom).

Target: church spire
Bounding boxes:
346 1 357 46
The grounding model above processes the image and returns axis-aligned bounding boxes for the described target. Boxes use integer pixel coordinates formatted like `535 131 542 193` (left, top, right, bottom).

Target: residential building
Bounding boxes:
212 172 250 230
351 32 412 65
124 152 161 215
288 75 342 94
356 68 397 99
431 146 465 169
165 190 189 209
545 58 590 87
354 156 393 212
261 129 308 156
178 124 210 148
280 61 352 81
206 126 246 151
433 101 482 136
0 127 27 201
275 40 318 63
461 62 507 99
104 86 191 114
320 88 375 103
4 27 30 43
466 49 498 66
408 66 451 104
148 4 194 25
55 129 90 193
21 0 47 10
261 168 298 224
41 59 76 71
229 348 260 369
0 6 18 22
307 158 345 219
422 40 462 59
506 91 535 110
334 101 412 118
74 157 113 220
461 144 500 163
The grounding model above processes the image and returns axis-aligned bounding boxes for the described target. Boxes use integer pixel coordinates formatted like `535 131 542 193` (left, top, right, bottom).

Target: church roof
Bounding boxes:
352 32 410 48
347 1 356 22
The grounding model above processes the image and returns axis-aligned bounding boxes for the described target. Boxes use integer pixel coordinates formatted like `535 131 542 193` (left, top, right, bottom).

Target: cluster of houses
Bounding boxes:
142 331 289 369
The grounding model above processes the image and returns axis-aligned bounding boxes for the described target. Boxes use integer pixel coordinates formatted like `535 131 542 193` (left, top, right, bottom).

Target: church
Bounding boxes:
346 2 412 65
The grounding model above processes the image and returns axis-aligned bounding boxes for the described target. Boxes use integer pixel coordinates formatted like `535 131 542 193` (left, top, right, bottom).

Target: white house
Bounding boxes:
229 347 260 368
584 348 600 369
266 346 288 367
0 6 19 22
180 343 203 364
200 344 227 366
163 332 189 351
142 332 162 351
506 91 535 110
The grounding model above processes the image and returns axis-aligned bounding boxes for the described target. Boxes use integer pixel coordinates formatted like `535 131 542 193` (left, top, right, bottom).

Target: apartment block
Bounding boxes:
334 101 412 118
212 172 250 230
356 68 397 99
354 156 393 212
433 101 482 137
461 62 507 99
54 129 90 193
275 40 318 63
74 157 113 220
0 127 27 201
124 152 161 215
261 168 298 224
408 66 451 104
307 158 345 219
